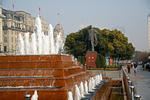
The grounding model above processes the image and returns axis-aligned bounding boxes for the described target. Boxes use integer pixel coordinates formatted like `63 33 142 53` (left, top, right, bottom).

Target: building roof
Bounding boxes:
15 11 31 16
2 9 31 17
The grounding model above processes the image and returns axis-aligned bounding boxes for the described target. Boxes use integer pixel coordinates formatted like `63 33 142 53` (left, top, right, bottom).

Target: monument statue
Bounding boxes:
86 25 98 51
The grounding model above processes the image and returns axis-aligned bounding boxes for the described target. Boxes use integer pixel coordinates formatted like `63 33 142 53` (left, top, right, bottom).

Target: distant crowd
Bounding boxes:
127 62 137 74
126 61 150 75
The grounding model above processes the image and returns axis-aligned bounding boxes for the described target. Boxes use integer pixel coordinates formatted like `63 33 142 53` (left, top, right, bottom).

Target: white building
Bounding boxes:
148 14 150 51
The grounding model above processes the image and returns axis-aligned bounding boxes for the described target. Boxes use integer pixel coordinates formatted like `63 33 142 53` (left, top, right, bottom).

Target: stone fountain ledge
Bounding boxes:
0 86 60 90
0 71 87 79
81 80 105 100
0 76 56 78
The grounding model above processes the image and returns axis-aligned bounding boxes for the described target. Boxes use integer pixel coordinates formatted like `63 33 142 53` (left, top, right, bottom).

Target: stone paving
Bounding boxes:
129 65 150 100
88 70 122 80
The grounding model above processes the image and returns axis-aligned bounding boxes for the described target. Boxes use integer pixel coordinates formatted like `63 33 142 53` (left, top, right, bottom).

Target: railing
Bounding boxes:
122 68 131 100
122 67 141 100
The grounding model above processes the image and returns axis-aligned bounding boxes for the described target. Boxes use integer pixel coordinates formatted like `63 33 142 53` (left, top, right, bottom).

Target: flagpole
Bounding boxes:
12 0 14 11
39 7 40 16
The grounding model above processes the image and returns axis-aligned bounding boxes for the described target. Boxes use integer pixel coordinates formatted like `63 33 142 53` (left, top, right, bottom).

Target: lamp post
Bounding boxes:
127 76 130 81
134 94 141 100
25 94 31 100
148 56 150 61
130 85 135 100
128 80 132 85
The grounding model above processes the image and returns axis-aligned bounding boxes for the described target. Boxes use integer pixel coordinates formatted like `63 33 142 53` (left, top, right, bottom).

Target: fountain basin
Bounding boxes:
0 55 95 100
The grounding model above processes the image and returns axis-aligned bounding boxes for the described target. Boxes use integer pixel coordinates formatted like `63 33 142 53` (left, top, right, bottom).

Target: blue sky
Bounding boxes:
1 0 150 51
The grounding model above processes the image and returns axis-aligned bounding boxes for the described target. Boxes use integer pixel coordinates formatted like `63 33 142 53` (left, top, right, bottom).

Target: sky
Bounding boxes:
1 0 150 51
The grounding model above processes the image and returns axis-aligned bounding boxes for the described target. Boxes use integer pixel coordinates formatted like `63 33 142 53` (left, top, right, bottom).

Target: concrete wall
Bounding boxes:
89 70 122 80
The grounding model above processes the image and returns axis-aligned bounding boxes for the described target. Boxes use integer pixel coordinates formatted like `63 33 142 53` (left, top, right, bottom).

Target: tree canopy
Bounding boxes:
64 26 135 60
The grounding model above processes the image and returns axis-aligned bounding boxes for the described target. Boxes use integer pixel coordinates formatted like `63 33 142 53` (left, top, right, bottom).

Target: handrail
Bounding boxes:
122 68 131 100
122 67 141 100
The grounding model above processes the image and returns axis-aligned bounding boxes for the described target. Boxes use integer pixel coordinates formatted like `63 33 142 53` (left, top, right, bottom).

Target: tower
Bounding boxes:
148 14 150 51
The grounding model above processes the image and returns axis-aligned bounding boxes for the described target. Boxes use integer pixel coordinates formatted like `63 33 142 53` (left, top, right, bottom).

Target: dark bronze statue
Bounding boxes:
86 25 98 51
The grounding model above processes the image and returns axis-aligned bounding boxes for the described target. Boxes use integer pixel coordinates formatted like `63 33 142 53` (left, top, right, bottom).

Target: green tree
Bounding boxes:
96 55 106 68
64 26 135 60
65 32 87 57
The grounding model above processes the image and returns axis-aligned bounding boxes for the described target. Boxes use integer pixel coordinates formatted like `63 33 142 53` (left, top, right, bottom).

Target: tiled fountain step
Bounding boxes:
0 86 61 90
0 88 69 100
0 66 86 77
0 55 78 68
0 55 72 62
0 61 77 68
0 72 90 87
0 55 94 100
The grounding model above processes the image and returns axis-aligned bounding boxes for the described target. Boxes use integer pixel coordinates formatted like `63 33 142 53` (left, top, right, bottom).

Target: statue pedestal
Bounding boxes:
86 51 97 68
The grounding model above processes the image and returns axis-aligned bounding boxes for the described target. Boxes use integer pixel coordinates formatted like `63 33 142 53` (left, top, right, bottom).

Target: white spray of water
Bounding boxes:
24 32 30 54
68 91 73 100
99 73 102 81
48 24 55 54
88 76 99 92
31 33 37 54
17 15 64 55
44 35 50 54
18 34 25 55
71 56 75 62
80 82 85 97
84 81 88 94
36 16 43 54
95 75 100 85
91 77 95 89
71 56 78 65
94 77 97 87
31 90 38 100
88 78 92 92
75 84 81 100
41 33 49 54
55 32 63 54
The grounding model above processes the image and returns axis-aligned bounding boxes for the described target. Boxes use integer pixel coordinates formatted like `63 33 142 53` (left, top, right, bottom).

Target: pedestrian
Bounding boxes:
85 64 88 69
133 62 137 75
131 62 134 69
142 63 145 70
127 63 131 74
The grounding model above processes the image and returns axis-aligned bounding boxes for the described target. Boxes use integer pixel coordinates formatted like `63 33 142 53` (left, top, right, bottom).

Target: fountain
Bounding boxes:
31 90 38 100
17 15 63 55
68 91 73 100
80 82 85 97
0 15 104 100
84 81 88 94
75 84 81 100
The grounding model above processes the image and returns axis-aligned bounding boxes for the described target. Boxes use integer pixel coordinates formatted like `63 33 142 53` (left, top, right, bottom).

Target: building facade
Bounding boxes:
54 24 65 43
148 14 150 51
0 5 49 55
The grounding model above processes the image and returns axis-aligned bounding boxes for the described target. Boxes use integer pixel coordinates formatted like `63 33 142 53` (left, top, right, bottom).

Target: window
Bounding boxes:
4 37 7 42
4 31 7 34
4 46 7 52
0 45 1 52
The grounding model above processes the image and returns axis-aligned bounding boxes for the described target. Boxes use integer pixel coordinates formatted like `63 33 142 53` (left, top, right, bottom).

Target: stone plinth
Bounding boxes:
86 51 97 68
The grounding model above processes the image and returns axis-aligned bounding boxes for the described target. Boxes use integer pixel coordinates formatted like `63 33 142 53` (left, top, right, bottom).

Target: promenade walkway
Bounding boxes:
128 65 150 100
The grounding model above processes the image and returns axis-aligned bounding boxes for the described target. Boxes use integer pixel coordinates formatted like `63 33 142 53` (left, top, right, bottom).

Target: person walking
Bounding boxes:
133 62 137 75
142 63 145 70
127 63 131 74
